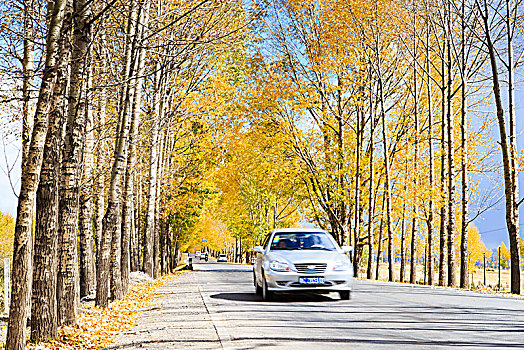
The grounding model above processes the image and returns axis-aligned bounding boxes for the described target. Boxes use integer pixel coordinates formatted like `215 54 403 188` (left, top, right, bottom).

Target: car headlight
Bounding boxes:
269 260 291 272
333 261 352 271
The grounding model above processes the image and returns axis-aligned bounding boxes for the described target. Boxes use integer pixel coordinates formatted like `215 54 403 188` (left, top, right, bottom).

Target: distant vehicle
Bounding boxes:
200 252 208 261
217 254 228 263
195 251 201 258
253 228 353 301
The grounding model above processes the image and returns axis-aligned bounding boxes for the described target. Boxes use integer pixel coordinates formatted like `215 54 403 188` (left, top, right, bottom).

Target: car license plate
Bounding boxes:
299 277 325 285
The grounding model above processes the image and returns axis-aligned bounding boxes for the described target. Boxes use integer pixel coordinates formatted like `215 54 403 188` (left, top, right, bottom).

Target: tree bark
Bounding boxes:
144 62 161 278
504 0 521 295
153 128 166 278
120 2 143 294
426 19 435 286
459 0 469 289
379 72 394 283
410 25 419 285
366 86 375 280
22 0 35 165
446 1 457 287
96 1 139 307
57 0 92 325
375 196 386 280
6 0 68 347
438 34 448 287
353 107 362 275
94 41 107 270
400 202 406 282
30 1 71 339
79 63 96 299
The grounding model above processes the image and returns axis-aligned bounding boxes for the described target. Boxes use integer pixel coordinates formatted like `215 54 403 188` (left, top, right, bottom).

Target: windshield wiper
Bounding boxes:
304 247 334 251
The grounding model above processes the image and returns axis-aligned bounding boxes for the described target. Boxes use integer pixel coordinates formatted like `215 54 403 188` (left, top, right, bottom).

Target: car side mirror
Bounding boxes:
341 246 353 253
253 246 264 253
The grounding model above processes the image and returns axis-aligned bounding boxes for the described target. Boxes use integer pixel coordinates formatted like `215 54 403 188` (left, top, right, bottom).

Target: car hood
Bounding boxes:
267 250 346 264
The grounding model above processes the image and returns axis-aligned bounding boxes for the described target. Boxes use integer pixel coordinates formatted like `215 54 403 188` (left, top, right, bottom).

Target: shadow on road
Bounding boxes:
210 292 339 303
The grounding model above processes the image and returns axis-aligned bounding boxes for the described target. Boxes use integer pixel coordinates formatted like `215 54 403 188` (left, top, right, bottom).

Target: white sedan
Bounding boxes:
253 228 353 301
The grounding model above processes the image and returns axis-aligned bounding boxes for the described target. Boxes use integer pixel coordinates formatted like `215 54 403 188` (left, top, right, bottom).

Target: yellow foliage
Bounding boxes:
467 225 491 272
0 211 14 259
497 241 511 268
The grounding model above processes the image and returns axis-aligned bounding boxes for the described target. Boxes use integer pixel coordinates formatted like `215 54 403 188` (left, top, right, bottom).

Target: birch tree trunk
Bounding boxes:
153 128 166 278
352 107 362 275
22 0 35 164
94 55 107 269
6 0 68 347
459 1 469 289
504 0 521 295
96 0 140 307
57 0 92 325
375 197 386 281
446 3 457 286
79 64 95 298
131 175 141 272
400 201 406 282
121 25 145 292
426 20 435 286
438 36 448 287
410 27 419 284
366 90 375 280
144 62 161 278
379 72 394 283
30 0 72 338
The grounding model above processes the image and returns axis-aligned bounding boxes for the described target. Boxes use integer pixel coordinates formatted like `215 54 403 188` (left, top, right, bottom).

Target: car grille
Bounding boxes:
294 263 327 274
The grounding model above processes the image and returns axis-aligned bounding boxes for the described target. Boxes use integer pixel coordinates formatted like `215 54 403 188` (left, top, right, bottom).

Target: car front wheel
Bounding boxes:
262 274 273 301
339 290 351 300
254 272 262 295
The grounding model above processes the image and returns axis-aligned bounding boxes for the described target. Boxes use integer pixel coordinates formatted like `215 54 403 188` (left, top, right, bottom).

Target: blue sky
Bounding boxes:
472 88 524 250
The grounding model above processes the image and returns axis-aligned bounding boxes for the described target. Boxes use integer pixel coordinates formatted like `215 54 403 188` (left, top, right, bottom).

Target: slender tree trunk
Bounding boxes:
480 2 515 285
30 15 70 338
94 37 107 266
504 0 521 295
79 61 95 299
426 20 435 286
353 108 362 275
446 3 457 287
57 0 92 325
459 1 469 289
144 62 161 277
379 70 394 282
120 5 144 293
131 174 141 272
367 92 375 280
30 104 62 342
400 197 406 282
153 128 166 278
96 1 139 307
6 0 69 347
22 0 35 164
375 196 386 280
410 27 419 284
438 36 448 287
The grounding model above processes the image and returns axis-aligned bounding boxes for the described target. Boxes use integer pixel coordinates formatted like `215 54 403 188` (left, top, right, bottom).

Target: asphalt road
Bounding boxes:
109 257 524 349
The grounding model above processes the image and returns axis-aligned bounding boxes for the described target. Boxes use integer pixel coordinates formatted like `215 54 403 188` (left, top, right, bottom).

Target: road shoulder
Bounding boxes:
106 271 221 349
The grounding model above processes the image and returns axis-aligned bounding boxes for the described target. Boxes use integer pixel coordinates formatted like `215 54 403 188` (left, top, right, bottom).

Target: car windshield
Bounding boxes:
269 232 337 251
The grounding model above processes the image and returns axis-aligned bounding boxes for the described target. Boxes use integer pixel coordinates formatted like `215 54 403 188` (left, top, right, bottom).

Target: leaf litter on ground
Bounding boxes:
24 272 180 350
